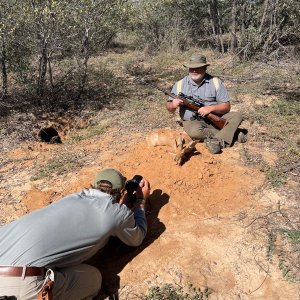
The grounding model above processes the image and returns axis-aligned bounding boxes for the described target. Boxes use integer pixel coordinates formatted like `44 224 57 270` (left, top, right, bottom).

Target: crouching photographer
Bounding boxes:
0 168 150 300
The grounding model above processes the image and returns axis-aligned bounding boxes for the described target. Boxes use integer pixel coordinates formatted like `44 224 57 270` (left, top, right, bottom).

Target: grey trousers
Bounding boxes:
183 111 243 146
0 264 101 300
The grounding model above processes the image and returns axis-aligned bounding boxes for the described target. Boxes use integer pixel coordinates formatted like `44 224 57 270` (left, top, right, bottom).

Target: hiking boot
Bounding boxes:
205 137 221 154
237 131 247 143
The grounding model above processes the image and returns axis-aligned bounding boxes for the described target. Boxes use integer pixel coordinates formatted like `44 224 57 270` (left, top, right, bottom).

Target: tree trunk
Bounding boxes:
208 0 224 52
76 27 89 103
0 36 8 100
208 1 217 36
215 0 225 53
258 0 269 37
37 37 48 97
241 2 247 34
230 0 237 53
48 53 54 90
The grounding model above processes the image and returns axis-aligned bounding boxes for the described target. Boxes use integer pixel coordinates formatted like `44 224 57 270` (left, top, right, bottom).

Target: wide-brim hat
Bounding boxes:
183 53 210 68
94 168 125 191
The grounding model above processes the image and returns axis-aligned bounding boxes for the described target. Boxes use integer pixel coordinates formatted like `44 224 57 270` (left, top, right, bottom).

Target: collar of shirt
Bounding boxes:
82 188 114 200
188 73 210 87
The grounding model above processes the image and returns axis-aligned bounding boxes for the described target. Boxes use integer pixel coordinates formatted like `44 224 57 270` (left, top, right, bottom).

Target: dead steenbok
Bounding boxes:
146 128 198 165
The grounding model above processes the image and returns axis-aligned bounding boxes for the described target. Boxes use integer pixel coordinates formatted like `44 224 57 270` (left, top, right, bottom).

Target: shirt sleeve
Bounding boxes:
115 207 147 247
215 79 230 102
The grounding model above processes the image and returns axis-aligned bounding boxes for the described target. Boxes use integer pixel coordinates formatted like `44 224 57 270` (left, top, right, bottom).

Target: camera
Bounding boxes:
125 175 143 192
125 175 143 202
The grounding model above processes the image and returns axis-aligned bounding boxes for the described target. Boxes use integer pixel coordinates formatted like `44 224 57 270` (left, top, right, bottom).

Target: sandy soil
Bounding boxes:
1 126 299 299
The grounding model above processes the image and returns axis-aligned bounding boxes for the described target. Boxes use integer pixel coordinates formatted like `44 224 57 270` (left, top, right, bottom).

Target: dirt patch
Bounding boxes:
23 187 55 211
1 51 299 298
1 126 299 299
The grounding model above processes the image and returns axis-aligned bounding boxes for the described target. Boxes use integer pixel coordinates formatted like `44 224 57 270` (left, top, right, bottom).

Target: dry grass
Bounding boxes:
0 47 299 289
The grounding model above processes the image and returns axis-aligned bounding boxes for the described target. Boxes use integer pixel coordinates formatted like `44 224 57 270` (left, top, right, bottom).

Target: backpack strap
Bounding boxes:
212 77 219 92
176 79 183 95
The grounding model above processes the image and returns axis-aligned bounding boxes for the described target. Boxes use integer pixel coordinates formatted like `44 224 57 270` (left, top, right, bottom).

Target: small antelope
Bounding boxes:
146 128 198 165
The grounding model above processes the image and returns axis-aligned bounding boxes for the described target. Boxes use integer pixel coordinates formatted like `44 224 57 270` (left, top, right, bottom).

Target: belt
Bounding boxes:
0 266 47 277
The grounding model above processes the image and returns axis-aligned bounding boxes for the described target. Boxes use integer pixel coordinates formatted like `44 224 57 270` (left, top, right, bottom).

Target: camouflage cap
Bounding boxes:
183 53 210 68
94 168 125 191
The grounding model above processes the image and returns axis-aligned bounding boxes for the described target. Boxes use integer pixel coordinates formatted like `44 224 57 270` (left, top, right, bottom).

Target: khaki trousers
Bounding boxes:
183 111 243 146
0 264 101 300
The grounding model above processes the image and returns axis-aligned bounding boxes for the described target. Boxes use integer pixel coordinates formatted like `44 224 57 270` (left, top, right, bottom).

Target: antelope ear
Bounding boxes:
181 135 186 145
173 138 178 154
183 141 198 154
186 140 198 149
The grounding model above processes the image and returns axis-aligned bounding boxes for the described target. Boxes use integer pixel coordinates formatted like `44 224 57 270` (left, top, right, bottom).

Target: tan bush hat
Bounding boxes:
94 168 125 191
183 53 210 68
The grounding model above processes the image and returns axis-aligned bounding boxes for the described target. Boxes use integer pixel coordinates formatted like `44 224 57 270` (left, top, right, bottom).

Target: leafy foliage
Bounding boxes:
1 0 300 107
0 0 128 106
127 0 300 57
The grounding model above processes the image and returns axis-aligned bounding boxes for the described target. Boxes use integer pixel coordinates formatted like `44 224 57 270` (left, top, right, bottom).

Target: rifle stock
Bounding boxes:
205 112 227 129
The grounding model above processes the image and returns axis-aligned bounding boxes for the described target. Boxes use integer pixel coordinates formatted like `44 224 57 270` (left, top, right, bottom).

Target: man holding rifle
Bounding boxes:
0 168 150 300
166 53 247 154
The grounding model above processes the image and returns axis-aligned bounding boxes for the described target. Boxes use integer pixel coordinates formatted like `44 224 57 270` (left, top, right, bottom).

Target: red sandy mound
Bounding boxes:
3 128 297 299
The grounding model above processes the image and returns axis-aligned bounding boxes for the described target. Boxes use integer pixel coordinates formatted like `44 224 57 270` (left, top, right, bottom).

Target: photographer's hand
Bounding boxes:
135 179 150 209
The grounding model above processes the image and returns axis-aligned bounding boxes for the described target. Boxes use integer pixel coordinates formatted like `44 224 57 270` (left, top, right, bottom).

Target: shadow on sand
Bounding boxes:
87 189 169 300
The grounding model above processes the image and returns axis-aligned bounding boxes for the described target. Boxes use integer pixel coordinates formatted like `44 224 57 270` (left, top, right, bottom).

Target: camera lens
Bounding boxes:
125 175 143 192
131 175 143 184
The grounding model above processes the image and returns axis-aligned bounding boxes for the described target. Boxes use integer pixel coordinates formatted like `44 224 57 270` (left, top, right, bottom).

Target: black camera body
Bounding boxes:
125 175 143 202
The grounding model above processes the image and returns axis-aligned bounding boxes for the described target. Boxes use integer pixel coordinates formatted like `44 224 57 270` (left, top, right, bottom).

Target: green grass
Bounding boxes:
142 283 212 300
266 228 300 283
267 230 276 261
124 58 155 77
67 123 107 143
248 99 299 127
30 152 85 181
246 97 299 187
279 228 300 245
265 168 287 187
279 260 300 283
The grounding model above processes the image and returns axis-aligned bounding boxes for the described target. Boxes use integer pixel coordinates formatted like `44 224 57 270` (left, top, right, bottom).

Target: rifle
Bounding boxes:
139 79 228 130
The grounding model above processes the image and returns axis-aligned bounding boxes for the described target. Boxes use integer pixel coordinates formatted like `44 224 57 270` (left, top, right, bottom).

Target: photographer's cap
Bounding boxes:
94 168 125 191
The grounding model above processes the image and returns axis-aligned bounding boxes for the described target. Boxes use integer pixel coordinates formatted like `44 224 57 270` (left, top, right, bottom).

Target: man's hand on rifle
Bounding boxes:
199 102 231 117
166 98 182 113
172 98 183 109
198 106 213 117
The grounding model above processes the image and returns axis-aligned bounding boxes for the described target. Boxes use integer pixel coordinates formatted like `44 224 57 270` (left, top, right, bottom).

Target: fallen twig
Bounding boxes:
244 210 279 228
248 262 270 295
